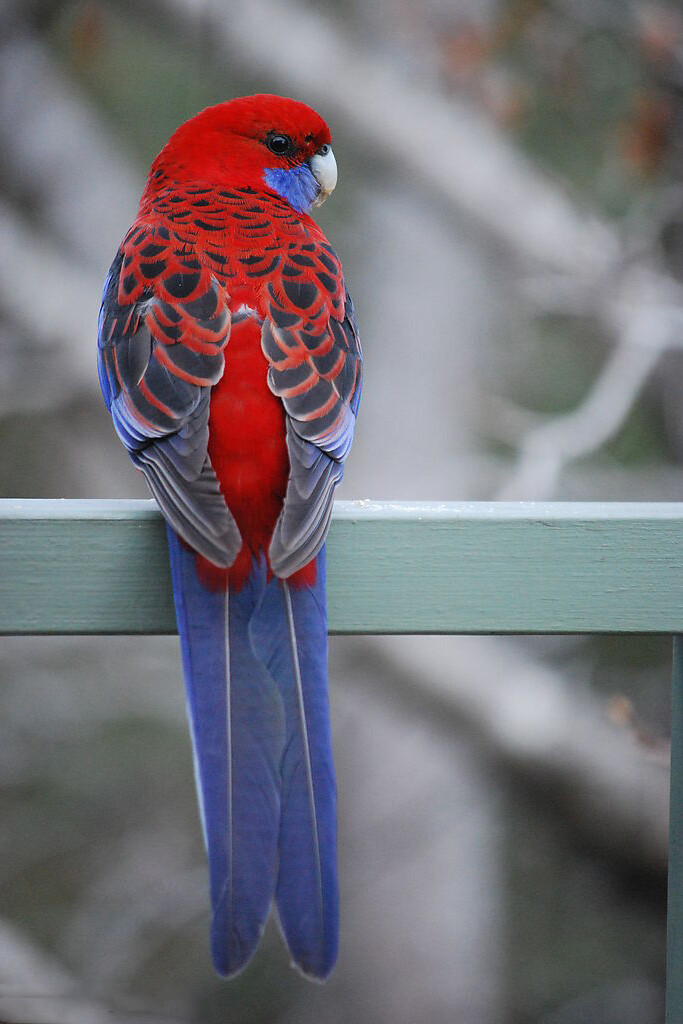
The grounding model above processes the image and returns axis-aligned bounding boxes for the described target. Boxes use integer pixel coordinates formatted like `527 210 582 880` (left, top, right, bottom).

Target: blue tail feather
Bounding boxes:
166 528 283 976
250 547 339 979
166 529 338 978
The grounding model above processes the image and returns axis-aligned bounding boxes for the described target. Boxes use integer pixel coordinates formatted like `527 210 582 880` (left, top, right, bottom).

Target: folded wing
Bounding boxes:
97 222 241 566
262 240 363 577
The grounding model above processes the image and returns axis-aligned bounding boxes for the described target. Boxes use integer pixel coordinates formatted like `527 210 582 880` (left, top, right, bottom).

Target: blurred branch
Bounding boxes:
500 267 683 497
479 408 683 496
0 28 142 267
0 24 143 416
0 915 190 1023
0 199 100 413
68 855 207 990
545 0 637 30
354 635 669 878
0 917 116 1024
497 339 661 498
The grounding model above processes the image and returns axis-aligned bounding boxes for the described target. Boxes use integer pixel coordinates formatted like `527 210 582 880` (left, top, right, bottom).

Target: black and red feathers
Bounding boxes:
98 94 361 583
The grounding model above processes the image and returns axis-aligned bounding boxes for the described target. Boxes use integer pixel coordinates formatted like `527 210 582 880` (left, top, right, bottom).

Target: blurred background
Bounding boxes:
1 0 682 1020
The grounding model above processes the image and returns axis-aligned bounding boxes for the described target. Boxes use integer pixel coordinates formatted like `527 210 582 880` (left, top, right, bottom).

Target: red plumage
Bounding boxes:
201 315 310 591
100 94 361 588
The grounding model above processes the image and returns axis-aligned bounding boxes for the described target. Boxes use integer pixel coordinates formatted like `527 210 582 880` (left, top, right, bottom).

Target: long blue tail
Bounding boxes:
251 550 338 978
166 528 338 979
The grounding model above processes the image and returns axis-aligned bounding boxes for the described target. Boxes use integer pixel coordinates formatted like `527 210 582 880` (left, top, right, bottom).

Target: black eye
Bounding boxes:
318 143 330 156
266 133 293 157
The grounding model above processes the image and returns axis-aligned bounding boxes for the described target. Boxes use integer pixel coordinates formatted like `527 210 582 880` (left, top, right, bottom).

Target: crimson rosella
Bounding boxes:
97 95 362 980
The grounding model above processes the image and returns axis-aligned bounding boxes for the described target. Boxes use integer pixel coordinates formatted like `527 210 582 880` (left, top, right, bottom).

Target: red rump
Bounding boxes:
196 317 316 592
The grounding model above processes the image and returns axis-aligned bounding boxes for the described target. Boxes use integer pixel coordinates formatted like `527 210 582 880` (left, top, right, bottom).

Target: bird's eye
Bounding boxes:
318 143 331 156
266 133 293 157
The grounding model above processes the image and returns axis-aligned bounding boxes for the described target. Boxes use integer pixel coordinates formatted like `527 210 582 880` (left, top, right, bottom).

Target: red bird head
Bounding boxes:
146 94 337 214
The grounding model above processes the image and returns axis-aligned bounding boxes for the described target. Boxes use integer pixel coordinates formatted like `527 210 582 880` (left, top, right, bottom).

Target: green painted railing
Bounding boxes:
2 498 683 1017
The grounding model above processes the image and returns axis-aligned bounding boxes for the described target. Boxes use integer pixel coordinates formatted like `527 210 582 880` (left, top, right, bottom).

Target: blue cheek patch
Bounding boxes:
263 163 319 213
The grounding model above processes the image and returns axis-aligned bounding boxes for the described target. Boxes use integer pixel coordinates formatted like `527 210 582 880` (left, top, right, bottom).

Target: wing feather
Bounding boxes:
262 241 362 577
98 222 241 567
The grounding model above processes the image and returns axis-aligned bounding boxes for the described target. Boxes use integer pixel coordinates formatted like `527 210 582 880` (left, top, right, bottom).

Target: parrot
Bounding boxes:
96 94 362 980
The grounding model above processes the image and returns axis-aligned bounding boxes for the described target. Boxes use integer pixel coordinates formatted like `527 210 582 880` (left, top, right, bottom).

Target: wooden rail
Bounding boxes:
1 498 683 1019
1 498 682 634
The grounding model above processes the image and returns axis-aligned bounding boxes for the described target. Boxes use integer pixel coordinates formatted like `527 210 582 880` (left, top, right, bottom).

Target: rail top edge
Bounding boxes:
3 497 683 522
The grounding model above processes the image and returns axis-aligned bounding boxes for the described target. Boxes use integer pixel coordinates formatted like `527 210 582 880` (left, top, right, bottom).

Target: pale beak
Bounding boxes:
309 145 338 207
